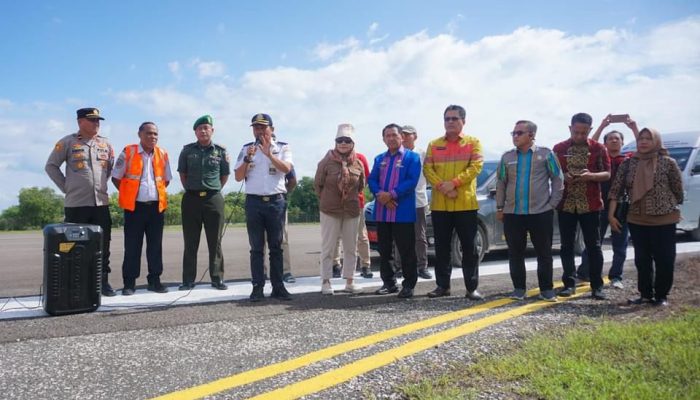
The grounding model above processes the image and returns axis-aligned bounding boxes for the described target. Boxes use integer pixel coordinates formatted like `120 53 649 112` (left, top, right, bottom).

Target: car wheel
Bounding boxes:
450 225 487 267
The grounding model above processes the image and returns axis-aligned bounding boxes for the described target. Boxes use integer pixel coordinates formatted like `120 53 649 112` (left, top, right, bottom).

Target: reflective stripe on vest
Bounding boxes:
118 145 168 212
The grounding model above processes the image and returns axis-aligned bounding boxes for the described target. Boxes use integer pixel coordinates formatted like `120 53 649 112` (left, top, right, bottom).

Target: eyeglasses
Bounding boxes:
511 130 529 137
335 138 353 144
444 117 461 122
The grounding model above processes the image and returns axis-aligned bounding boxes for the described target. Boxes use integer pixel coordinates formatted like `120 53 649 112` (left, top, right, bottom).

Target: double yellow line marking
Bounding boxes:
153 286 591 400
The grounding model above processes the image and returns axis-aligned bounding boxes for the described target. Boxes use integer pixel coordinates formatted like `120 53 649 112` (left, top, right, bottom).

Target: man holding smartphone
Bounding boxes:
553 113 610 299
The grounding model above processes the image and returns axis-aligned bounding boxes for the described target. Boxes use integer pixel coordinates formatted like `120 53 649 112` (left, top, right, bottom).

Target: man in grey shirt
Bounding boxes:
45 107 116 296
495 120 564 301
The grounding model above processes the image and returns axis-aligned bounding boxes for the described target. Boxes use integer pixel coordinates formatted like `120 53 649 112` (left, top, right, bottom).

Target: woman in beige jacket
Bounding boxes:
314 124 366 294
608 128 683 306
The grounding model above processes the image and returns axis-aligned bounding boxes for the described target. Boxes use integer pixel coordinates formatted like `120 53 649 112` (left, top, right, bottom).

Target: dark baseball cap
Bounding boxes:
250 113 273 127
76 108 105 120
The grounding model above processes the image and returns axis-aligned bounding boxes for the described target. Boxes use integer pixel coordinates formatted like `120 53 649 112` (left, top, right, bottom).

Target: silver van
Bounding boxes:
621 131 700 239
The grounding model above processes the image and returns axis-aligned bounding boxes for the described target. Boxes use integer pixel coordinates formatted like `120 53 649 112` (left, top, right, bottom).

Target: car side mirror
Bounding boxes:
692 165 700 175
489 188 497 198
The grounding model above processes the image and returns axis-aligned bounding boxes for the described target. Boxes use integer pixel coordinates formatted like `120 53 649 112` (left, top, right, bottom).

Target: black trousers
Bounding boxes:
64 205 111 275
503 211 554 291
558 210 603 290
377 222 417 289
628 223 676 300
245 194 286 288
181 192 225 284
122 201 165 286
431 210 478 291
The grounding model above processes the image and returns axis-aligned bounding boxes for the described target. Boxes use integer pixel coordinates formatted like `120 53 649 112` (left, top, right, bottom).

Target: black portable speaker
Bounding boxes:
42 223 103 316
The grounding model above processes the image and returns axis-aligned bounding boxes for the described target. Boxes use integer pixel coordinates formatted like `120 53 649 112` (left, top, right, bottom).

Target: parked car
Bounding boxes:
620 130 700 239
365 160 584 265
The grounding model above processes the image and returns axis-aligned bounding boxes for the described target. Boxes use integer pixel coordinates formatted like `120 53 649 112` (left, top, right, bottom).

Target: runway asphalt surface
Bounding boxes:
1 225 698 399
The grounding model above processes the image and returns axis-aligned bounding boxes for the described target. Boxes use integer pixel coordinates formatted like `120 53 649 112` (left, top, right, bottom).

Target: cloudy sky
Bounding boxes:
0 0 699 211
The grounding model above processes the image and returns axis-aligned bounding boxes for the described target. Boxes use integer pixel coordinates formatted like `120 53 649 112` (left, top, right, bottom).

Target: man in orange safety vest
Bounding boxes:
112 121 172 295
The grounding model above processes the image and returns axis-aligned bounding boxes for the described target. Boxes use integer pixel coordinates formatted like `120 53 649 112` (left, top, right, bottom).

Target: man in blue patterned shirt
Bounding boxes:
496 120 564 301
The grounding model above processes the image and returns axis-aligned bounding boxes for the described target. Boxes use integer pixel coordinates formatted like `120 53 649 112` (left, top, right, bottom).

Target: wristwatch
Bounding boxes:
243 156 252 163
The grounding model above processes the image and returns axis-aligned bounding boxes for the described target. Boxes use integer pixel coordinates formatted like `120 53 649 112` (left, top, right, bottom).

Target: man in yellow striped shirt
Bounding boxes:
423 105 484 299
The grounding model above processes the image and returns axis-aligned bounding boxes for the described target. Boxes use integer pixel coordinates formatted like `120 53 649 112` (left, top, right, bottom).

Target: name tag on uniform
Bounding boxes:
268 167 277 175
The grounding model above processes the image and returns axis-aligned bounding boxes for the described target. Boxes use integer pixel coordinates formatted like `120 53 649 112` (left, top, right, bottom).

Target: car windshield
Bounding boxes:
477 161 498 188
666 148 693 170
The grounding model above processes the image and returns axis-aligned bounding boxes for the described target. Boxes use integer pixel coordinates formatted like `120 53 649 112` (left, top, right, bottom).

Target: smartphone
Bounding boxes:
609 114 629 123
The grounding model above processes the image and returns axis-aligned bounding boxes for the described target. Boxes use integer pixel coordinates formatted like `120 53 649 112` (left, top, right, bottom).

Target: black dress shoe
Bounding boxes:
101 282 117 297
375 284 399 295
557 287 576 297
122 287 135 296
147 282 169 293
211 280 228 290
465 290 484 301
627 297 653 305
271 286 292 300
360 267 374 279
418 269 433 279
332 264 342 278
591 288 606 300
653 298 668 307
250 285 264 302
427 286 450 298
178 282 196 291
397 287 414 299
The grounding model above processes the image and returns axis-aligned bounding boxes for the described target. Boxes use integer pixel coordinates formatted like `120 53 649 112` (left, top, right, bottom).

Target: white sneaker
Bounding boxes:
344 283 363 294
321 281 334 295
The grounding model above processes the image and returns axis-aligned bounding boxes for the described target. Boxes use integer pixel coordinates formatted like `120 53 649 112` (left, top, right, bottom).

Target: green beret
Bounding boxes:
193 115 213 130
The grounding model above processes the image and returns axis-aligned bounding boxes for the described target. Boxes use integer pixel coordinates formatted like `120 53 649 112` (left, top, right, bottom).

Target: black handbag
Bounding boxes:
613 160 630 224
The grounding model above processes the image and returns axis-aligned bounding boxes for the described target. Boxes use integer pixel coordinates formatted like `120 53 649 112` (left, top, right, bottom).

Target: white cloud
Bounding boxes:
446 14 464 35
312 37 360 60
367 22 379 37
2 17 699 211
367 22 389 45
168 61 180 73
0 99 14 110
192 59 226 78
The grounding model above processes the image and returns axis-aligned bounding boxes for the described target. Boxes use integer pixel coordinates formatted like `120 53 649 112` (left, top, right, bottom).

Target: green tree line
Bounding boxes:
0 177 377 230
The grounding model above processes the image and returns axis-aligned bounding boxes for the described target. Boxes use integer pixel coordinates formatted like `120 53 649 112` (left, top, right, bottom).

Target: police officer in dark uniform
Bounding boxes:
45 107 117 297
234 113 293 301
177 115 230 291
